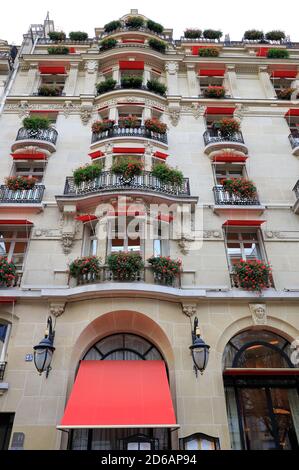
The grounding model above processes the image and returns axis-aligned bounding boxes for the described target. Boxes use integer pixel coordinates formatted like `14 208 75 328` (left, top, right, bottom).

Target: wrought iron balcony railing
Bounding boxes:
97 84 166 98
15 127 58 145
91 125 168 144
203 129 245 146
0 185 45 204
37 37 93 45
213 186 260 206
100 26 170 41
0 362 7 381
293 180 299 199
63 171 190 197
289 134 299 150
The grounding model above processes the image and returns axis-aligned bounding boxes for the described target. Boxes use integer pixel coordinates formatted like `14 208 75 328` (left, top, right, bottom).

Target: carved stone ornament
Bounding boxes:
177 237 192 255
63 101 73 117
49 302 66 318
84 60 98 73
249 303 267 325
80 105 93 125
182 303 197 317
168 107 180 126
165 62 179 75
18 100 30 118
191 103 205 119
61 232 75 254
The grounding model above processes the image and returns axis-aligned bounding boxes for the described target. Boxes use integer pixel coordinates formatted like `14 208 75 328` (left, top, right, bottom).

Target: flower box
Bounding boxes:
232 259 272 292
38 85 61 96
144 118 167 134
96 78 117 94
111 158 143 180
5 176 37 190
213 118 240 136
73 163 102 185
222 177 257 198
69 256 101 279
203 86 225 98
118 115 141 129
152 163 184 185
107 252 144 281
92 119 115 133
147 256 181 286
0 257 17 287
198 47 219 57
121 75 143 89
276 88 297 100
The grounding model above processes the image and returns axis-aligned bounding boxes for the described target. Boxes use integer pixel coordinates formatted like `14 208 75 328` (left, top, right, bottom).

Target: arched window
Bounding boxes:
223 329 299 450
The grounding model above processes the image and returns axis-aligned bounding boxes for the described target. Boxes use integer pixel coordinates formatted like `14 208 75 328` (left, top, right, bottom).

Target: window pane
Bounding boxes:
237 345 289 368
243 242 261 260
271 388 299 449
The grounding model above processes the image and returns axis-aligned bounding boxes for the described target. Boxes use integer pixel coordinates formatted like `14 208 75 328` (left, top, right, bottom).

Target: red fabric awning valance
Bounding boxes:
58 360 178 429
256 47 269 57
11 152 47 160
89 150 105 159
119 61 144 70
205 106 235 115
192 45 217 55
0 297 17 303
153 151 169 160
39 66 66 74
223 220 265 227
113 147 145 154
285 109 299 117
271 70 297 78
199 69 225 77
0 219 33 225
75 215 98 223
224 368 299 376
212 154 247 163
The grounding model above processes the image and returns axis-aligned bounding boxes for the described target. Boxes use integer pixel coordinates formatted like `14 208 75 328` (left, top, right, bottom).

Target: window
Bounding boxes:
13 161 46 182
82 220 98 256
40 73 66 94
0 227 31 270
0 322 11 381
109 216 143 254
117 106 143 126
0 413 15 450
224 228 264 268
153 220 170 257
213 164 245 186
200 76 224 92
272 77 294 95
180 433 220 450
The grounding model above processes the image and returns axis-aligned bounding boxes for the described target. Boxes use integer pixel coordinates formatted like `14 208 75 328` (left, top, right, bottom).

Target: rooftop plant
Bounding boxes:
104 20 122 32
99 38 117 51
265 30 285 41
184 29 202 38
203 29 222 40
148 38 166 53
48 31 66 41
125 16 144 29
243 30 264 41
69 31 88 41
146 19 164 34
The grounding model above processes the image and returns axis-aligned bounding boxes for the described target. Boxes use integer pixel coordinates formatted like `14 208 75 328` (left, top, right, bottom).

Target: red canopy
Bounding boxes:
285 109 299 117
223 220 265 227
119 61 144 70
199 69 225 77
58 360 178 429
205 107 235 115
113 147 145 154
89 150 105 159
256 47 269 57
11 152 47 160
153 151 169 160
39 66 66 74
0 219 33 225
212 153 247 163
271 70 297 78
75 215 98 222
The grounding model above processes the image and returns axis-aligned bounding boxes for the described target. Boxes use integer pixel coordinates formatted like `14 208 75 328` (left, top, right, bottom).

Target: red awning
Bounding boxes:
75 215 98 222
89 150 105 159
0 219 33 225
0 297 17 303
205 106 235 115
224 368 299 376
256 47 269 57
223 220 265 227
58 360 178 429
212 153 247 163
192 45 216 55
271 70 297 78
39 66 66 74
199 69 225 77
113 147 145 154
119 61 144 70
69 47 76 54
11 152 47 160
153 151 169 160
285 109 299 117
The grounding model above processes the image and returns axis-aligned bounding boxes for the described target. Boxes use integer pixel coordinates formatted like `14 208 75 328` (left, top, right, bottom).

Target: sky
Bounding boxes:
1 0 298 45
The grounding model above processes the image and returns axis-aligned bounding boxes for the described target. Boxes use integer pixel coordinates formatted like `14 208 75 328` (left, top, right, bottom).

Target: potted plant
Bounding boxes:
222 177 257 199
96 78 117 94
73 162 102 185
265 30 285 41
99 38 117 51
5 176 37 190
23 116 50 131
69 256 101 281
148 38 166 53
48 31 66 41
121 75 143 89
107 252 144 281
243 30 264 41
0 257 17 287
147 256 181 286
203 86 225 98
144 118 167 134
125 16 144 29
203 29 222 40
104 20 122 33
184 29 202 38
146 19 164 34
276 88 296 100
152 163 184 185
213 118 240 136
118 115 140 128
48 46 69 55
92 119 115 133
69 31 88 41
267 48 289 58
198 47 219 57
146 79 167 96
38 85 61 96
112 158 143 181
232 259 272 292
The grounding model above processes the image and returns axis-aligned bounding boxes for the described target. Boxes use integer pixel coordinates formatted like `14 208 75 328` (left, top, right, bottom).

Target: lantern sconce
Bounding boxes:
189 317 210 377
33 316 55 378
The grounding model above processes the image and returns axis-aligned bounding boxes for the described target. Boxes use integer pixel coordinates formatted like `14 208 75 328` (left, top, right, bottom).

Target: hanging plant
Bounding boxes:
99 38 117 51
111 158 143 180
73 163 102 185
203 86 225 98
48 31 66 41
152 163 184 185
144 118 167 134
267 48 289 58
213 118 240 136
107 252 144 281
148 38 166 53
69 31 88 41
96 78 117 94
69 256 101 280
47 46 69 55
202 29 222 40
222 177 257 199
5 176 37 190
118 115 140 128
198 47 219 57
184 29 202 38
92 119 115 133
104 20 122 33
146 20 164 34
147 256 182 286
0 257 17 287
232 259 272 292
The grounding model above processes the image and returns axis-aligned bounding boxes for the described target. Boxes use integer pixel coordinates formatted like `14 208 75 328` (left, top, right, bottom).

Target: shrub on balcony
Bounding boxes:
203 29 222 40
107 252 144 281
69 31 88 41
73 162 102 185
213 118 240 136
243 30 264 41
96 78 117 94
203 86 225 98
152 163 184 185
112 158 143 179
232 259 272 292
265 30 285 41
99 38 117 51
0 257 17 287
38 85 61 96
91 119 115 133
69 256 101 279
5 176 37 190
147 256 181 286
23 116 50 130
276 88 296 100
104 20 122 33
48 46 69 55
222 177 257 199
147 19 164 34
146 79 167 96
144 118 167 134
148 38 166 53
125 16 144 29
118 115 141 128
198 47 219 57
184 29 202 38
267 48 289 58
121 75 143 89
48 31 66 41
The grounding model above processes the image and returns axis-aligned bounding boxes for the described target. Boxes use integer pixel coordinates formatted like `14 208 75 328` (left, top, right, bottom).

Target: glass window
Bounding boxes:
214 164 245 186
0 228 31 270
14 161 46 182
200 76 224 92
109 216 142 254
224 229 263 267
40 74 66 94
83 222 98 256
181 433 220 450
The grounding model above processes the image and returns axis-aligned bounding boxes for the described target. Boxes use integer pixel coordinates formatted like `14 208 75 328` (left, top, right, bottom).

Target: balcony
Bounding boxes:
293 179 299 214
289 134 299 156
91 125 168 145
0 362 6 381
99 26 170 41
0 185 45 205
203 129 248 155
11 127 58 153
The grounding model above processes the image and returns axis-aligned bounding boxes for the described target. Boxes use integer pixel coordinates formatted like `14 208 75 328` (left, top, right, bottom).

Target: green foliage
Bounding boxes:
148 38 166 53
48 31 66 41
107 252 144 281
198 47 219 57
91 119 115 133
233 259 272 292
265 30 285 41
73 163 102 185
144 118 167 134
184 29 202 38
99 38 117 51
0 257 17 287
203 86 225 98
214 118 240 136
267 48 289 58
121 75 143 88
96 78 117 94
147 256 182 285
5 176 37 190
69 31 88 41
222 177 257 198
146 19 164 34
104 20 122 32
146 79 167 96
152 163 184 185
23 116 50 130
243 30 264 40
111 158 143 178
125 16 144 29
69 256 101 279
203 29 222 40
38 85 61 96
48 46 69 55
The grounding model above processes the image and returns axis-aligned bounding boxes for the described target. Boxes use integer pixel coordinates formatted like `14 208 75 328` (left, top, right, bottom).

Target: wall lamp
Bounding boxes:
33 316 55 378
189 317 210 377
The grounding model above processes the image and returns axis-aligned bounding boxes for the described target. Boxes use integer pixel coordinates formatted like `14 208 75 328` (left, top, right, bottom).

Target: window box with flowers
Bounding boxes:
147 256 181 286
96 78 117 95
184 29 202 38
152 163 184 186
111 158 143 183
5 176 37 190
221 177 257 199
232 259 272 292
203 86 225 98
99 38 117 51
38 85 62 97
276 88 297 100
148 38 166 53
213 118 240 137
69 256 102 284
118 115 141 129
198 47 219 57
107 252 144 282
47 46 70 55
92 119 115 133
0 257 17 287
73 163 102 186
144 118 167 134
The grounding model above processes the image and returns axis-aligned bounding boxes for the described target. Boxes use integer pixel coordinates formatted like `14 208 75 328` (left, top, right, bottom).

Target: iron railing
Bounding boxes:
293 180 299 199
37 37 93 44
97 84 166 98
213 186 260 205
91 125 168 144
0 362 7 381
289 134 299 150
63 171 190 197
99 26 170 41
15 127 58 145
203 129 245 146
0 185 45 204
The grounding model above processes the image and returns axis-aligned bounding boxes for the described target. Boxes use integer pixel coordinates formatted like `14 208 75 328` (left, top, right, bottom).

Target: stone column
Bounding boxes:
143 65 151 87
83 60 99 95
112 65 120 85
64 62 79 96
26 63 39 94
143 106 151 122
165 61 179 95
258 66 276 99
186 64 199 97
225 65 240 98
0 79 6 100
108 105 118 121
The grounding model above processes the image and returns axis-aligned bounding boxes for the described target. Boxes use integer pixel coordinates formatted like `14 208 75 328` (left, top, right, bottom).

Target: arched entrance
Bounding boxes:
223 329 299 450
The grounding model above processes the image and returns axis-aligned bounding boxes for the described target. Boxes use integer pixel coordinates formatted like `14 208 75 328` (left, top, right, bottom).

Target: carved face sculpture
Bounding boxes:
254 305 265 320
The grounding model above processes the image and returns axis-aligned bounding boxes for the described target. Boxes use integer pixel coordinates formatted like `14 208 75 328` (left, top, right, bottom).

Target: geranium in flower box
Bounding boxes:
204 86 225 98
214 118 240 137
107 252 144 281
118 115 141 129
147 256 182 286
92 119 115 133
69 256 101 280
144 118 167 134
5 176 37 190
112 158 143 179
0 257 17 287
232 259 272 292
222 177 257 199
